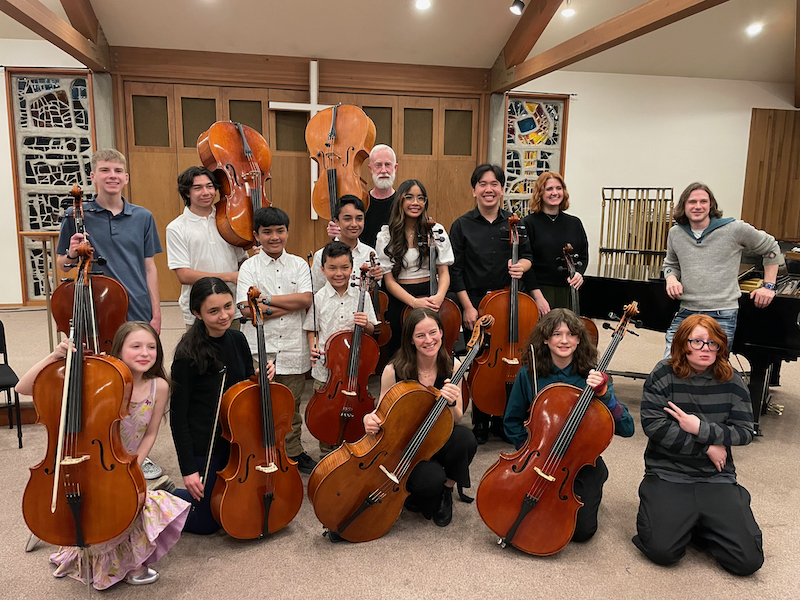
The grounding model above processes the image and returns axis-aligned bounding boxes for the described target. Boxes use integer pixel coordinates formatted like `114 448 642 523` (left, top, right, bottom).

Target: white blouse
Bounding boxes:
375 223 454 280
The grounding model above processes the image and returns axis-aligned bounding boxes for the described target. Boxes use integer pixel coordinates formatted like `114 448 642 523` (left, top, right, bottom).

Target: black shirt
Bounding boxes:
450 207 533 307
521 211 589 289
170 329 255 476
361 191 396 249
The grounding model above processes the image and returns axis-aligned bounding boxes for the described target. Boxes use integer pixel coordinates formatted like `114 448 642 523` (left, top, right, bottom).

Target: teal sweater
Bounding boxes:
503 363 635 449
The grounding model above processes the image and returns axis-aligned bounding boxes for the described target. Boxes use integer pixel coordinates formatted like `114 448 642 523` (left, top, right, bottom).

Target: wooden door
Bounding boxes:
436 98 480 232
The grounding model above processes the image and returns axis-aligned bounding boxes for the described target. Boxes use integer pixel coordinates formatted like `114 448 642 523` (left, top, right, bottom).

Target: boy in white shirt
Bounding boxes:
304 241 378 455
237 207 315 473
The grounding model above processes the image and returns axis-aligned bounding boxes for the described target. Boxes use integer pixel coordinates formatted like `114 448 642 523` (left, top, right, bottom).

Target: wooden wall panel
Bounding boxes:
742 109 800 242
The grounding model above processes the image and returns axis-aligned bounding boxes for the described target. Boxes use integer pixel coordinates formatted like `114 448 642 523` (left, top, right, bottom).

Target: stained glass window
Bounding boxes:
12 74 94 301
504 95 566 217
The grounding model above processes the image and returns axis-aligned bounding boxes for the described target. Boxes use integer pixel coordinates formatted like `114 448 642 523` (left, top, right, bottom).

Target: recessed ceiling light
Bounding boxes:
562 8 575 17
416 0 431 10
746 23 762 36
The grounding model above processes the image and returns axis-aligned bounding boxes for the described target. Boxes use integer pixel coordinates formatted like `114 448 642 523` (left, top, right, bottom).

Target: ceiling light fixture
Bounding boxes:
561 0 575 18
415 0 431 9
745 22 763 36
510 0 525 16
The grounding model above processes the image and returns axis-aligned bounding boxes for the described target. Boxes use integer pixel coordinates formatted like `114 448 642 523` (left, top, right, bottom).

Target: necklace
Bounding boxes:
546 211 559 222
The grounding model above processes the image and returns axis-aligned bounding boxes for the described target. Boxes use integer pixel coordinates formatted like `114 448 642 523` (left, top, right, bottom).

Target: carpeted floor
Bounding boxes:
0 303 796 600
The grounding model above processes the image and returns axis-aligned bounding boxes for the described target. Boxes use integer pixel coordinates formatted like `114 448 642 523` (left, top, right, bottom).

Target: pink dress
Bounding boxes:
50 379 190 590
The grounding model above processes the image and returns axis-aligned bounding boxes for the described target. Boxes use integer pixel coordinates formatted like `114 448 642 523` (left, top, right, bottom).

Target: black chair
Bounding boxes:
0 320 22 448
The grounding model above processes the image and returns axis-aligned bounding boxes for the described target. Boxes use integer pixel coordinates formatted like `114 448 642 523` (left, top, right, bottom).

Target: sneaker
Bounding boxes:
290 452 318 475
124 567 159 585
141 458 163 480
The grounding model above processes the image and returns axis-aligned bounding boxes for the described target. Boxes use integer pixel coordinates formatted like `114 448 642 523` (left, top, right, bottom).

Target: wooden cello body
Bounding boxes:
210 287 302 539
305 265 378 446
306 104 375 220
52 185 128 355
563 243 598 347
369 253 391 348
308 316 493 543
468 216 539 416
23 244 145 547
475 302 639 555
197 121 272 248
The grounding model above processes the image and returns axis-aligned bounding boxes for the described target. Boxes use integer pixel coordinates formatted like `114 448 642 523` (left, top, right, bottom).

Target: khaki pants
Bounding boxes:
312 378 337 457
275 373 308 458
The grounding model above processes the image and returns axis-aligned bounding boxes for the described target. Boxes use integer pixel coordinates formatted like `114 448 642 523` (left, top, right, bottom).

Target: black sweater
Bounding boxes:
521 211 588 289
170 330 254 476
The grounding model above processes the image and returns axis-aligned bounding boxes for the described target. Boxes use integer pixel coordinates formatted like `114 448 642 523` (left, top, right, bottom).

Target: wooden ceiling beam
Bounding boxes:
0 0 109 71
501 0 563 69
60 0 99 43
492 0 730 92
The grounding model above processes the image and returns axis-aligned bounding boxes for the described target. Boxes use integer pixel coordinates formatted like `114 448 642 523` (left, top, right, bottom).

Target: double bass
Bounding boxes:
306 104 375 220
23 241 145 547
467 215 539 416
402 217 463 356
562 243 599 346
197 121 272 248
308 315 493 543
475 302 639 556
304 264 379 446
210 286 302 539
51 185 129 354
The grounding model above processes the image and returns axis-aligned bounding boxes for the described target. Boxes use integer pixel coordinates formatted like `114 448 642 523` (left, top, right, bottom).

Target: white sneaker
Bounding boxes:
124 567 159 585
141 458 163 480
25 533 40 552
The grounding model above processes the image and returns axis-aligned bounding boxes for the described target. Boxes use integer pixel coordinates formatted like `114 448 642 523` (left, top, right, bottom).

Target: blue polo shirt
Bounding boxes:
57 198 162 321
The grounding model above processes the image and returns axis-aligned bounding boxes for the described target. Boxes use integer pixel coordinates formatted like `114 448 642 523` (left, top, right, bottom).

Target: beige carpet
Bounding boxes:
0 303 796 600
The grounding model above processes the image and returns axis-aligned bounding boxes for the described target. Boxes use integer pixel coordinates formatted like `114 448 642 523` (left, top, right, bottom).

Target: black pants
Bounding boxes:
385 281 429 362
632 474 764 576
406 425 477 518
173 450 228 535
572 457 609 542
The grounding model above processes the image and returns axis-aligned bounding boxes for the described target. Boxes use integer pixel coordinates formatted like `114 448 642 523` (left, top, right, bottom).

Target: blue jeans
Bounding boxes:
664 308 737 359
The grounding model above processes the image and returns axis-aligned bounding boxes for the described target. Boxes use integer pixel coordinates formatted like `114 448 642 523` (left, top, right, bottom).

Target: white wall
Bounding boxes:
512 71 795 275
0 39 84 305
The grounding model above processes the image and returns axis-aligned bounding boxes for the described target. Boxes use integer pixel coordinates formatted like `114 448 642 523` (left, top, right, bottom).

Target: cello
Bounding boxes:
51 185 129 354
562 243 599 346
369 252 391 347
475 302 639 556
306 104 375 220
402 217 462 356
304 265 379 446
467 215 539 416
307 315 493 543
23 241 145 547
197 121 272 249
210 286 302 539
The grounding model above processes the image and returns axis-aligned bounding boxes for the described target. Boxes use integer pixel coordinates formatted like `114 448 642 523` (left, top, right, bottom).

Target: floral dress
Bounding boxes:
50 379 190 590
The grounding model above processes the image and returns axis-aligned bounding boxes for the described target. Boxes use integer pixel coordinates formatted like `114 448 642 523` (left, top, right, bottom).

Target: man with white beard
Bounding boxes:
327 144 398 248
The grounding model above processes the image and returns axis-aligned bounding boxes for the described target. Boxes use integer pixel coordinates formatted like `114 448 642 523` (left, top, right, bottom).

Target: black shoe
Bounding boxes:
473 423 488 445
404 496 422 513
433 486 453 527
290 452 318 474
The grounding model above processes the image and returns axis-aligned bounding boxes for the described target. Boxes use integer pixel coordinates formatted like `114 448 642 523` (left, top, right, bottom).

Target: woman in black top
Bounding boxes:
521 172 589 315
170 277 273 534
363 308 477 527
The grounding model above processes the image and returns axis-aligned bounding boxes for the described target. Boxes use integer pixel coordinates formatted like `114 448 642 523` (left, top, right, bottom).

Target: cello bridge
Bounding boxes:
533 466 555 482
341 390 357 397
256 463 278 474
61 455 90 466
379 465 399 484
501 358 520 365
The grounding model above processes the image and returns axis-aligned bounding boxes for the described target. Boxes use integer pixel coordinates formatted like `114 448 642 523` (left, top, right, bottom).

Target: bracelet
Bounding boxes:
265 293 272 305
762 282 776 291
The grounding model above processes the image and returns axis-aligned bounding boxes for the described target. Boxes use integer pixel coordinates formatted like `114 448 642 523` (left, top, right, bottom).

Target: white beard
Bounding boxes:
372 172 395 190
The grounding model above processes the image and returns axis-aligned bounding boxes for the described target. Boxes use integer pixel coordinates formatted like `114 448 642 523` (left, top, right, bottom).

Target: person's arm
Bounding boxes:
509 258 531 279
174 267 239 286
353 311 374 336
751 262 778 308
439 359 463 422
457 290 478 331
16 339 70 396
503 368 533 449
169 359 200 478
134 378 169 464
145 257 161 334
662 229 683 299
364 363 397 434
268 291 312 312
432 264 450 306
587 372 634 438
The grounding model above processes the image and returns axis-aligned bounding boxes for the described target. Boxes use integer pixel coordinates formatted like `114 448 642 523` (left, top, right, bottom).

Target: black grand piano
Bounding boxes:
581 249 800 435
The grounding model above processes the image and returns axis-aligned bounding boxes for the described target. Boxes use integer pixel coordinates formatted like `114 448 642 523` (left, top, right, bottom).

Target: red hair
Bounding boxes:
529 172 570 213
668 314 733 381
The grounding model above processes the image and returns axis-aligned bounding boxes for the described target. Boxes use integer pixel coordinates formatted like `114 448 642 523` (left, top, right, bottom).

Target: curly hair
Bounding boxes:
668 313 733 381
521 308 596 378
529 172 570 214
390 308 452 382
384 179 431 279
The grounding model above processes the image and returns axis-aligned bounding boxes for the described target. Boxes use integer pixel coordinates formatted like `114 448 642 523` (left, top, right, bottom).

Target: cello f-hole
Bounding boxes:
238 454 256 483
91 438 115 471
359 451 388 470
225 163 241 187
511 449 539 473
558 467 570 501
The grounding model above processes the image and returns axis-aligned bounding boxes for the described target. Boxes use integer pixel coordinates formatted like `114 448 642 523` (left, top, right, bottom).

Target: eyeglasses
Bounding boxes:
403 194 427 204
687 338 721 352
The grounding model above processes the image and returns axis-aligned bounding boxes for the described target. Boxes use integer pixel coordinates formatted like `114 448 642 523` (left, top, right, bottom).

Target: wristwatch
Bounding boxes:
762 282 776 291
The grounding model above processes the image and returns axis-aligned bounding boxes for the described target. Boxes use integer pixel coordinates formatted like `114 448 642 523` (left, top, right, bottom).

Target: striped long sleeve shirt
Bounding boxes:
640 359 755 483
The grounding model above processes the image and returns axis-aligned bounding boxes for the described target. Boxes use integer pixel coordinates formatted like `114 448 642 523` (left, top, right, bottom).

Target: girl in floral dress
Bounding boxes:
17 322 190 589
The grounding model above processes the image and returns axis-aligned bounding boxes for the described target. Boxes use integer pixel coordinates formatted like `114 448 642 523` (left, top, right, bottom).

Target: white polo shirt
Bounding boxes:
310 240 376 293
165 206 248 324
237 249 312 375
